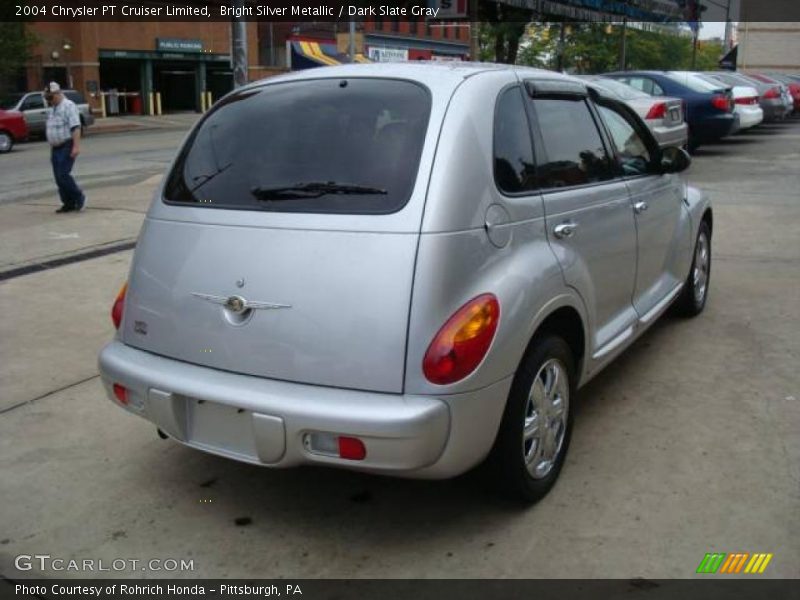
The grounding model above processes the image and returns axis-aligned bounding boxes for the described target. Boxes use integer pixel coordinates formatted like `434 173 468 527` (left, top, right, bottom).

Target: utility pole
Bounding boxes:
618 18 628 70
469 0 479 60
723 0 732 52
691 27 699 69
231 0 248 88
349 19 355 61
556 21 566 72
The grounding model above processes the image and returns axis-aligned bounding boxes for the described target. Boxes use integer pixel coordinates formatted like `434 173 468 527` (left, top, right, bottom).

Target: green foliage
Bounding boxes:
0 23 36 80
516 22 723 73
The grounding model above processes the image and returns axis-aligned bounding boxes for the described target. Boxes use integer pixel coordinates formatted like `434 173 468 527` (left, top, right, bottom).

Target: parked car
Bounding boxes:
0 109 29 153
743 73 794 117
98 64 712 503
695 73 763 131
0 89 95 137
579 75 688 148
760 73 800 113
604 70 735 151
707 71 788 122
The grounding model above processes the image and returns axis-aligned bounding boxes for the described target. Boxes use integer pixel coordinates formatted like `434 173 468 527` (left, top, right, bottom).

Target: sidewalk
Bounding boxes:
85 112 201 136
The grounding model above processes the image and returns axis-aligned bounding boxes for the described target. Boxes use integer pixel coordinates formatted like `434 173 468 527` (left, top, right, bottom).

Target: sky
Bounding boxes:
699 21 727 39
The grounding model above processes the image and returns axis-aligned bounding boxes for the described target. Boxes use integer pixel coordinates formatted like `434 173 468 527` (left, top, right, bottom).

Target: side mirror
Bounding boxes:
660 146 691 174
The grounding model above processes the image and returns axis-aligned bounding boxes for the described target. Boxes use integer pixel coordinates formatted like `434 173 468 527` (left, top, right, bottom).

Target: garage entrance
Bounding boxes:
154 62 196 112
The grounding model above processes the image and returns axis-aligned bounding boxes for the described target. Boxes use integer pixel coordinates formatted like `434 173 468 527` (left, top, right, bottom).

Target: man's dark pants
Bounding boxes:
51 140 84 210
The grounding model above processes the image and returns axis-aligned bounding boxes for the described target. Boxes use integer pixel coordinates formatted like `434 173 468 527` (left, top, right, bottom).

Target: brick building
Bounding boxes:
23 21 281 115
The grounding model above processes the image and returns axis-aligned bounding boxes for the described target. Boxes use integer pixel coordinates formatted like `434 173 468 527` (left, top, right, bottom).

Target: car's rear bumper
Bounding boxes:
691 114 736 142
761 100 785 121
98 341 511 479
650 122 688 148
735 106 764 130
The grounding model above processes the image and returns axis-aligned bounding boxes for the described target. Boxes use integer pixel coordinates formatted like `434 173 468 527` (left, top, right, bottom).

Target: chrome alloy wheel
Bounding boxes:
693 232 710 305
522 358 569 479
0 133 11 153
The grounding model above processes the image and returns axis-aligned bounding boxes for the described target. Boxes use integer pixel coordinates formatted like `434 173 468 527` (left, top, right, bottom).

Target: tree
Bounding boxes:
478 3 532 64
0 23 36 88
516 22 713 73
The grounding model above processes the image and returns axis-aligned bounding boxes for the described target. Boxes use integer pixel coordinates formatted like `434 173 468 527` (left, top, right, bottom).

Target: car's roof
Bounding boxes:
243 62 576 94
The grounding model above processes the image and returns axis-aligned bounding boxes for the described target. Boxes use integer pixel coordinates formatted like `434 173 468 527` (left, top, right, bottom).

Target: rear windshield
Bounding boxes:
164 78 431 214
0 93 23 110
665 72 725 93
65 91 86 104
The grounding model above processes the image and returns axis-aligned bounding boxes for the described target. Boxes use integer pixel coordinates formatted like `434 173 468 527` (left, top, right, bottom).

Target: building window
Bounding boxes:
425 20 431 37
391 18 399 32
443 22 451 39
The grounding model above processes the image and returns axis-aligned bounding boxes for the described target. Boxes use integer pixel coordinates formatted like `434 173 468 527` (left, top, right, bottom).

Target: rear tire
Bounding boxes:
488 335 576 504
0 131 13 153
675 221 711 317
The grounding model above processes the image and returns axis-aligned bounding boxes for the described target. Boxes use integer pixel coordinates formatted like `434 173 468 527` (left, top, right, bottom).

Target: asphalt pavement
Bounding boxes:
0 116 798 579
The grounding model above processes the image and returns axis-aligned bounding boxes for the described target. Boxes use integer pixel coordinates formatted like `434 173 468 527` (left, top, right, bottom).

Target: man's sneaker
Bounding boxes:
75 197 87 212
55 206 73 214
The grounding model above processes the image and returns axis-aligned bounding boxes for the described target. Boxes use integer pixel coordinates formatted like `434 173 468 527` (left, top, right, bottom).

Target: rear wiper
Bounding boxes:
190 162 233 193
250 181 387 201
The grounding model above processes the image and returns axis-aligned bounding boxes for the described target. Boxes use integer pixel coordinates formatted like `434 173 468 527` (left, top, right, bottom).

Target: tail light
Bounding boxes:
645 102 667 120
735 96 759 105
423 294 500 385
111 282 128 329
763 87 780 99
710 94 731 112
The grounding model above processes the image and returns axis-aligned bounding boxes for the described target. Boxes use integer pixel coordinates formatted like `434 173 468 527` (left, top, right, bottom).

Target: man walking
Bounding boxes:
45 82 86 213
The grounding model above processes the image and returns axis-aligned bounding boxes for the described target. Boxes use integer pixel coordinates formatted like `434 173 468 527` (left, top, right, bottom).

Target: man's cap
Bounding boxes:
44 81 61 94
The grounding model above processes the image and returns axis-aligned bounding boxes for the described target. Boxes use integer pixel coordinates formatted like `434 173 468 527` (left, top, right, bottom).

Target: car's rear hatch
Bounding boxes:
121 76 436 394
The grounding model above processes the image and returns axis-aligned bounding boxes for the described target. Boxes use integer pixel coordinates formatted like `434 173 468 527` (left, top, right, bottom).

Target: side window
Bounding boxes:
531 98 615 189
651 81 665 96
597 105 652 176
493 87 536 193
627 77 663 97
22 94 45 110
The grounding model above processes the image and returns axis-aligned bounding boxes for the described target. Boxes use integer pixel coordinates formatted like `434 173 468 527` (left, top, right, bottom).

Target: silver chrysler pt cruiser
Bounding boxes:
99 63 712 503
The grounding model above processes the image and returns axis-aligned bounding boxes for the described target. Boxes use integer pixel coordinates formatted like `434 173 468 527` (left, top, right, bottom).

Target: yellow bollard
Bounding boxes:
155 92 162 116
100 93 107 119
206 91 213 109
148 92 154 116
200 92 206 113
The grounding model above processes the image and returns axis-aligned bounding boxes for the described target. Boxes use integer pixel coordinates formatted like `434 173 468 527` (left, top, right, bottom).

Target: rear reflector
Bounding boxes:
303 432 367 461
645 102 667 119
763 87 780 99
113 383 128 405
338 437 367 461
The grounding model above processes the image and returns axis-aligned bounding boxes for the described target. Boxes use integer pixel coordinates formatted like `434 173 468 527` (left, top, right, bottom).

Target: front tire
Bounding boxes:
489 335 576 504
675 220 711 317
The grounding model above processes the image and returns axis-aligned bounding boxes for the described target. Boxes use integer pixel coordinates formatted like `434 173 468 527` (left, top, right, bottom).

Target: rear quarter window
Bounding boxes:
164 78 431 215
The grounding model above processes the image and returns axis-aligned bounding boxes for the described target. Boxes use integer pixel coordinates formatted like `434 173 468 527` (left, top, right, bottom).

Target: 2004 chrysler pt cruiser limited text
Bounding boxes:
99 63 712 503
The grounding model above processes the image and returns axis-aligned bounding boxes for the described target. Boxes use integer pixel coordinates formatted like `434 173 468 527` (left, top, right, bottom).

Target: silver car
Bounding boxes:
0 89 95 136
99 63 712 503
579 75 688 149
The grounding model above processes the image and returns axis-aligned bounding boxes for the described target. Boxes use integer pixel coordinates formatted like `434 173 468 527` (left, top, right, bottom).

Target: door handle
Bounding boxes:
553 221 578 239
634 201 649 214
